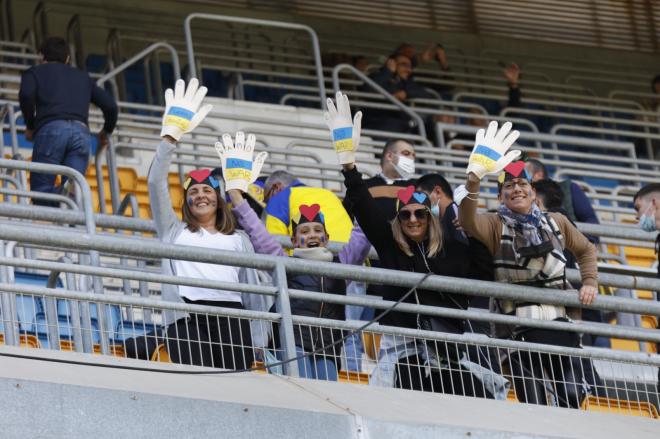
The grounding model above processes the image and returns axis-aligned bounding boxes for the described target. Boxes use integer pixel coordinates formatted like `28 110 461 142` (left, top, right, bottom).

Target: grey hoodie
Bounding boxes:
147 140 272 347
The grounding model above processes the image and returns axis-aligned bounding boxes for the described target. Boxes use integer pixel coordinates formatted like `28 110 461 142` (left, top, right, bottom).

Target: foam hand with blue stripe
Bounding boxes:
466 121 521 180
161 78 213 141
324 91 362 165
215 131 268 192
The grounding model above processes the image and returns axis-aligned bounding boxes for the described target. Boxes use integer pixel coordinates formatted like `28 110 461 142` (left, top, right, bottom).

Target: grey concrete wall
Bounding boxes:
0 346 658 438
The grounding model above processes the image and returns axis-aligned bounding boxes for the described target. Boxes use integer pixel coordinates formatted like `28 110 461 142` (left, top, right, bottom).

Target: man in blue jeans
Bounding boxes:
19 36 117 206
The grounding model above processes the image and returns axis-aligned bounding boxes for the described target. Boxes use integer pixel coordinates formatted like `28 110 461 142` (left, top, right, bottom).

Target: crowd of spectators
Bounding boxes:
15 34 660 407
135 79 644 408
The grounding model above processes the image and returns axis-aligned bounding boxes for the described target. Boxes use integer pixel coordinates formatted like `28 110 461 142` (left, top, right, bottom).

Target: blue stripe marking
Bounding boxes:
167 106 194 120
474 144 501 161
226 158 253 170
332 127 352 141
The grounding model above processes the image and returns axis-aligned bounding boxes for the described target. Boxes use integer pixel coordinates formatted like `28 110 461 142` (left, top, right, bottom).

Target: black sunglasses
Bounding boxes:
398 208 429 221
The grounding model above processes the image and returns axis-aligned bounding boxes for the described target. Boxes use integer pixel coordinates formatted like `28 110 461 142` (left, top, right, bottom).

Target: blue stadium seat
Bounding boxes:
33 313 76 349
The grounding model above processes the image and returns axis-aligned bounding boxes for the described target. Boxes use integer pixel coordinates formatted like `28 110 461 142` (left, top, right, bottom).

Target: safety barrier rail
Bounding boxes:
0 221 658 410
184 13 326 109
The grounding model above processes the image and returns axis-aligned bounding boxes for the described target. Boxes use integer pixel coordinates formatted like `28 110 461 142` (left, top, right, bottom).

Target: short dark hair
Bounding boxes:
633 183 660 203
532 179 563 210
380 138 410 166
526 158 548 179
39 37 70 63
416 173 453 199
652 74 660 93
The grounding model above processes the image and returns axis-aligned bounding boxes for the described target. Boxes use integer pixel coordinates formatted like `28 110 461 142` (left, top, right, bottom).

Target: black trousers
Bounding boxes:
509 323 587 408
166 300 254 370
395 316 502 398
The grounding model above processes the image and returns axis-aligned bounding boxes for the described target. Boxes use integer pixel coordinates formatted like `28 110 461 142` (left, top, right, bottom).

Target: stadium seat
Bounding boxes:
581 396 659 418
363 332 381 361
337 370 370 385
0 332 40 348
150 343 171 362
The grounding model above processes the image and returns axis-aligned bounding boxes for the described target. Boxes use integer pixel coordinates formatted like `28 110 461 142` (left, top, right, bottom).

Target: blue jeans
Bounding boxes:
278 346 338 381
30 120 91 207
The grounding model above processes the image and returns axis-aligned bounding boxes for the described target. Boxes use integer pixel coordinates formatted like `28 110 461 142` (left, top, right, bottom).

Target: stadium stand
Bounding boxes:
1 0 660 436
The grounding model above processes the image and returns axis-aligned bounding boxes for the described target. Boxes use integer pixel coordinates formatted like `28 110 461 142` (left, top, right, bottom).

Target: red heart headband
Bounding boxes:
183 168 220 190
292 203 325 232
498 160 530 185
396 185 430 211
299 204 321 222
504 161 527 178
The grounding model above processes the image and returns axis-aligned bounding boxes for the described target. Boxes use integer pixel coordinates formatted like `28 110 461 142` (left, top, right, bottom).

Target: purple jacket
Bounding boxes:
232 200 371 265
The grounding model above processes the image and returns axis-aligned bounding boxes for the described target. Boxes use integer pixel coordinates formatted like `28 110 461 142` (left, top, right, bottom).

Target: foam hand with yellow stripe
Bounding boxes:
161 78 213 141
324 91 362 165
466 121 521 180
215 131 268 193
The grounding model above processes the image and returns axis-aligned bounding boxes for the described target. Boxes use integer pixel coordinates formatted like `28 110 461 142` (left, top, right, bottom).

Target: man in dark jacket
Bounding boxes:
19 37 117 206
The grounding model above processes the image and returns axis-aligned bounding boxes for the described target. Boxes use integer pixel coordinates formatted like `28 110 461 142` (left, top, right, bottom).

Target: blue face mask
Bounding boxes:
639 204 657 232
431 202 440 218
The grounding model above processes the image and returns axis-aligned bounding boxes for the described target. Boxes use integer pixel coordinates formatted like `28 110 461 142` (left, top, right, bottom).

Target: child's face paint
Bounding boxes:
187 197 194 206
293 222 327 249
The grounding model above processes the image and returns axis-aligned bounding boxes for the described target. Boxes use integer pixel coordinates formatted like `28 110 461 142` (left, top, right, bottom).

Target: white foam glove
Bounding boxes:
324 91 362 165
161 78 213 141
215 131 268 193
466 121 521 180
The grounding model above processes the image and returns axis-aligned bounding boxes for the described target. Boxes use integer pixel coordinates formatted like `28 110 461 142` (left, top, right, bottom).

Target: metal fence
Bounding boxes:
0 215 658 415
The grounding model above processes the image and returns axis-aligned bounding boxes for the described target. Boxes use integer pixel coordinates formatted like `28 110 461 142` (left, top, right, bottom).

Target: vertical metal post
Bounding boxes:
42 295 60 350
273 261 299 377
61 256 84 352
95 154 107 214
0 241 17 346
105 138 120 214
7 104 18 156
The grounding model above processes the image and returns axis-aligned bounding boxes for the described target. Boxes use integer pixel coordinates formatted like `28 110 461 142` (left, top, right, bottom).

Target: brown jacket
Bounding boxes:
459 177 598 288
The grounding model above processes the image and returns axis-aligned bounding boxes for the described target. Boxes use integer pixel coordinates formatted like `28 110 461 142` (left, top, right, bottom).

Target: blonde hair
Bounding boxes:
391 213 442 258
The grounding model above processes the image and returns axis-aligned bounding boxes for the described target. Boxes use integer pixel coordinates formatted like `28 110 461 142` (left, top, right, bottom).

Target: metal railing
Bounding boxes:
97 42 181 103
0 220 658 410
0 159 112 353
184 13 326 109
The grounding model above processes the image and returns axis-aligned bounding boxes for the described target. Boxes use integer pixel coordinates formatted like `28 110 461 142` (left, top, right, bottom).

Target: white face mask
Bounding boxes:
393 154 415 179
639 203 657 233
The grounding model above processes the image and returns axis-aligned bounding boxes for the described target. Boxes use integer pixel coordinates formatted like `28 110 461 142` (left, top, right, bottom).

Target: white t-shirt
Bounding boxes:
173 227 244 303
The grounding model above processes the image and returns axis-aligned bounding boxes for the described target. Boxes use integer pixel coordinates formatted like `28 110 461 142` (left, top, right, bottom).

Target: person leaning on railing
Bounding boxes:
147 79 266 370
217 132 372 380
456 121 599 408
326 92 486 393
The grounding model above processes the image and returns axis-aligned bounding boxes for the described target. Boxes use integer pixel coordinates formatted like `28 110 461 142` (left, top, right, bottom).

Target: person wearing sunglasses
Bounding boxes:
325 92 485 394
457 121 598 408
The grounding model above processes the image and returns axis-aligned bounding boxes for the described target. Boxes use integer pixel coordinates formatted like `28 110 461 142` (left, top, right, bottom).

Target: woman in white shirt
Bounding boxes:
147 79 263 369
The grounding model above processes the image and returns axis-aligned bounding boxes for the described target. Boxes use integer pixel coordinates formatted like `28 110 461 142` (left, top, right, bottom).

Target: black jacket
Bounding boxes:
343 166 470 329
271 257 346 356
19 62 118 134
